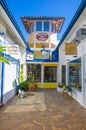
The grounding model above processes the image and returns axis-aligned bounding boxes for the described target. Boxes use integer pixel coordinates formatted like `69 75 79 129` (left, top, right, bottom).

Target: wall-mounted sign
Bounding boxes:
42 50 50 59
36 33 49 41
6 45 19 55
34 51 42 59
65 43 77 55
26 53 33 60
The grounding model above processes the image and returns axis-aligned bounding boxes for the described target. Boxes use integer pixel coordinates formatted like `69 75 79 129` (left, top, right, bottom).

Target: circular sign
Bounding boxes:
36 33 48 41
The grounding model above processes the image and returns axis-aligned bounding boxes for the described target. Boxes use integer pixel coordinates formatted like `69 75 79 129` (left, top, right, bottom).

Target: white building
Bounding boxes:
0 0 27 105
59 0 86 108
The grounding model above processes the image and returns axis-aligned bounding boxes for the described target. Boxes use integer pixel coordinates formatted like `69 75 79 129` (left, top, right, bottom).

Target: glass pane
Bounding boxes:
69 58 81 91
36 22 42 31
27 64 41 82
51 23 56 33
44 66 57 82
44 22 49 31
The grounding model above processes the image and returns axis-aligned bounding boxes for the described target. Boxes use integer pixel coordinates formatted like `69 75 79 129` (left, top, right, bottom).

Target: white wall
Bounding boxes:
4 63 17 94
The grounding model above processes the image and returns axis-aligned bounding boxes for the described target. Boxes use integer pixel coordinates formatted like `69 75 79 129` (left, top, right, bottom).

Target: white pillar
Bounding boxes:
41 64 44 88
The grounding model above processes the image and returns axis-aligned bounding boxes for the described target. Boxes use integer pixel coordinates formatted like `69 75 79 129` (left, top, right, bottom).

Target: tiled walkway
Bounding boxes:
0 89 86 130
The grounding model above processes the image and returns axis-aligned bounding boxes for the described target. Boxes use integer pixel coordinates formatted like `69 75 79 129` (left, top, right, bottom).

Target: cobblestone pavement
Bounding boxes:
0 89 86 130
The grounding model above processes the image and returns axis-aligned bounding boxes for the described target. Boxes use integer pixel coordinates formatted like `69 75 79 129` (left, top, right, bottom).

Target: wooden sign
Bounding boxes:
34 51 42 59
65 43 77 55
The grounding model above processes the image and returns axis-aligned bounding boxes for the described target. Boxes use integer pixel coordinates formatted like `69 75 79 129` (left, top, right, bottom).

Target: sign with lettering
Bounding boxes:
6 45 19 55
36 33 49 41
26 53 33 60
65 43 77 55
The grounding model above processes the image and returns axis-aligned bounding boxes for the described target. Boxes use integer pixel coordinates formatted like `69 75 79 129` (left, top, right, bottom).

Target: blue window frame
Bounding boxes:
44 22 49 31
36 22 42 31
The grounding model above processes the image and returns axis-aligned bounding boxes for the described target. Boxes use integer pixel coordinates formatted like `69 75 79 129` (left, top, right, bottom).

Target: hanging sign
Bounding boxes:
6 45 19 55
36 33 49 41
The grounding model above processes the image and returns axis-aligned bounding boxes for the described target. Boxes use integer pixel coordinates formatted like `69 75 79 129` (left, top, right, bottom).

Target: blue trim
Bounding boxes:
0 0 28 47
1 52 19 63
1 62 4 103
57 0 86 48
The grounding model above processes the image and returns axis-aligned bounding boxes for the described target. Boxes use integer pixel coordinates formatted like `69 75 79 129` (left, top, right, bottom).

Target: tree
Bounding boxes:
0 46 10 64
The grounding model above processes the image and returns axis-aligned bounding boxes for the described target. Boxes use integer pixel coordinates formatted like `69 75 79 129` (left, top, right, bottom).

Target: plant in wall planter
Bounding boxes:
57 83 65 92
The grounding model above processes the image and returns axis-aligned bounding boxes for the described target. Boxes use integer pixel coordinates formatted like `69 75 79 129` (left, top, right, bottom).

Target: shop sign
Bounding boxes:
34 51 42 59
36 33 49 41
65 43 77 55
26 53 33 60
6 45 19 55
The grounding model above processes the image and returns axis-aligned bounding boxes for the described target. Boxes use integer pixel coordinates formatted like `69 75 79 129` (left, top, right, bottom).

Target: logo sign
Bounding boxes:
36 33 48 41
27 53 33 60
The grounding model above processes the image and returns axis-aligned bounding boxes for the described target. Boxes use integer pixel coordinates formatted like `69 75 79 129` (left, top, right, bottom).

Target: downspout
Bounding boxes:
1 62 4 104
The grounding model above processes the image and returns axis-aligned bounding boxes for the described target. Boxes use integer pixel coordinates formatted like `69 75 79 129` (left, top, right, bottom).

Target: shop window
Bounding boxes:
43 22 49 31
69 58 81 91
36 22 42 31
44 66 57 82
27 64 41 82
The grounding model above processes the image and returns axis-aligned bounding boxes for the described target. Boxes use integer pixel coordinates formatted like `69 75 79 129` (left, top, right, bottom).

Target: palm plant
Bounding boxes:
0 46 10 64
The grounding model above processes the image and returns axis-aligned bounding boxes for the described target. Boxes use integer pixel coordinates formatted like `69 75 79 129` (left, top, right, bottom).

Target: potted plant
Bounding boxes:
57 83 66 92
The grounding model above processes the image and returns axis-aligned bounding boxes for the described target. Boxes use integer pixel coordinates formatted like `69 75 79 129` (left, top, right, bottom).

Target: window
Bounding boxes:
44 22 49 31
31 23 34 33
44 66 57 82
51 23 56 33
27 64 41 82
69 58 81 91
36 22 42 31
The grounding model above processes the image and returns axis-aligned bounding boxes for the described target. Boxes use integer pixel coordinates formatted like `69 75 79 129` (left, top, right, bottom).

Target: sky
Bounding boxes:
6 0 82 42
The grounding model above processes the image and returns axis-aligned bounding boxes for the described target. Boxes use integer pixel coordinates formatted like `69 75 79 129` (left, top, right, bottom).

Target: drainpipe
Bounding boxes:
1 62 4 104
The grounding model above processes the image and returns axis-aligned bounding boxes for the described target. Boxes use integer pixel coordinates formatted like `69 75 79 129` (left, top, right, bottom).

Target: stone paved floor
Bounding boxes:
0 89 86 130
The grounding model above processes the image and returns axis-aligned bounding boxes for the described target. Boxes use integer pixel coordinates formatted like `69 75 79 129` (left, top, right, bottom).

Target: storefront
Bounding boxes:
27 63 58 88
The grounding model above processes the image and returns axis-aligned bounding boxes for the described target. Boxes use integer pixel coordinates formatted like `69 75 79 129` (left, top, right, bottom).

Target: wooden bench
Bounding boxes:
63 86 72 99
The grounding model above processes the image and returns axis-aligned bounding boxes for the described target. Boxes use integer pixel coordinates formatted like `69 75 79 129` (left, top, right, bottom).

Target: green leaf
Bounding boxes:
0 46 10 64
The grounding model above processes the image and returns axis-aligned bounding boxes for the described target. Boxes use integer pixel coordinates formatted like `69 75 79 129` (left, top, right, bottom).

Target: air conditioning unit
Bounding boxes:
76 28 86 41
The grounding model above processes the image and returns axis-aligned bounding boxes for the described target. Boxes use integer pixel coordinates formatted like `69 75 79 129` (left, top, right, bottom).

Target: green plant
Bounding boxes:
58 83 66 88
0 46 10 64
20 80 29 91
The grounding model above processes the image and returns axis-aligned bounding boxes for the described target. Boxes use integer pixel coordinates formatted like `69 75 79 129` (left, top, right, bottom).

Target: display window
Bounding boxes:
69 58 81 91
27 64 41 82
44 66 57 82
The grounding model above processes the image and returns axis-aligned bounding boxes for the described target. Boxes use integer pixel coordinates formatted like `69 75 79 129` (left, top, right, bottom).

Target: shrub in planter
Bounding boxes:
20 80 29 91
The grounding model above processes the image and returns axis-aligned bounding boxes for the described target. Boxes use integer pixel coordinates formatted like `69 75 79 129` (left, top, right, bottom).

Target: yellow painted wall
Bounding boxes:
44 83 57 88
36 83 41 88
